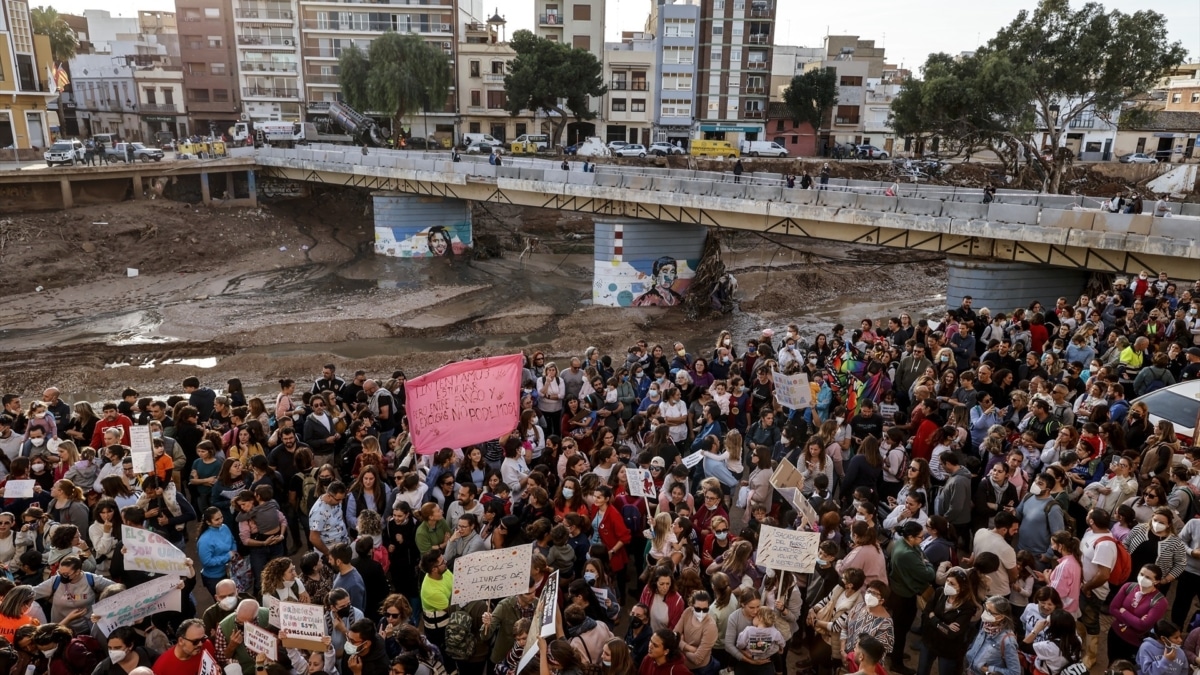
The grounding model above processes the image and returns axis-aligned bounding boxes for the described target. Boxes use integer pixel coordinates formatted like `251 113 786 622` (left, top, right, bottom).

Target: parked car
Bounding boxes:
648 142 685 156
606 141 628 152
109 142 165 162
44 140 85 166
742 140 788 157
466 142 504 155
857 144 889 159
1132 380 1200 452
1119 152 1158 164
614 143 648 158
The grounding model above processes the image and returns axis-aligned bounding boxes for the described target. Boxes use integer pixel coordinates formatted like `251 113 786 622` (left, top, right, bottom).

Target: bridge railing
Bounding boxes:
256 146 1195 235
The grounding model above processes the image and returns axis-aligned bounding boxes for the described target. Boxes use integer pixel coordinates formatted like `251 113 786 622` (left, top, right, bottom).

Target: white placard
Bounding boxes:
279 600 326 650
129 425 153 455
625 467 654 499
199 650 221 675
122 525 189 575
452 544 534 605
3 480 34 499
92 574 182 635
243 621 278 656
772 371 813 410
681 452 704 469
756 524 820 573
536 570 560 638
265 595 279 627
130 452 155 475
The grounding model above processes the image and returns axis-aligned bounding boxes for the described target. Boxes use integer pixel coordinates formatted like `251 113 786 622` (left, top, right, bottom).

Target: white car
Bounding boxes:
466 142 504 155
606 141 628 152
1132 379 1200 453
857 144 889 160
44 140 84 167
1119 153 1158 164
614 143 647 158
649 142 684 156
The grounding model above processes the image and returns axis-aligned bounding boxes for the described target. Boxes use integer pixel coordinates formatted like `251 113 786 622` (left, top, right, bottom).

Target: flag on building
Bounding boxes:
54 63 70 90
46 65 57 94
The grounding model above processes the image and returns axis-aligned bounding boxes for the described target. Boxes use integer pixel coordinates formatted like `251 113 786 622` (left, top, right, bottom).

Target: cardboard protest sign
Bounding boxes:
265 595 279 627
243 622 278 657
769 457 804 491
680 452 704 469
3 480 33 499
122 525 189 575
756 524 821 573
405 354 524 455
199 650 221 675
452 544 534 605
279 600 327 650
130 452 155 475
92 574 181 635
536 570 559 638
129 425 153 455
625 468 654 499
772 371 812 410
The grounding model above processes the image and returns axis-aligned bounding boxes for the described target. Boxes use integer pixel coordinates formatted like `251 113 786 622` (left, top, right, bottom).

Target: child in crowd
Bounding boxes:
545 524 576 579
736 606 787 662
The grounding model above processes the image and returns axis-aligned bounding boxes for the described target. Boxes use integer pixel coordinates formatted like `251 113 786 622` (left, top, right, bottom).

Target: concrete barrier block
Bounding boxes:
470 164 497 178
1181 204 1200 217
595 173 622 187
826 178 849 187
681 180 710 196
566 171 596 186
496 166 523 179
1039 209 1096 231
749 186 782 201
987 203 1041 225
994 192 1037 206
519 168 546 181
949 190 984 203
898 197 943 217
1036 195 1082 210
941 202 989 220
818 190 857 208
649 177 675 192
540 169 568 183
1165 202 1183 215
622 175 651 190
783 188 818 205
1148 217 1199 240
753 172 784 184
713 182 745 198
856 194 897 212
1093 212 1153 236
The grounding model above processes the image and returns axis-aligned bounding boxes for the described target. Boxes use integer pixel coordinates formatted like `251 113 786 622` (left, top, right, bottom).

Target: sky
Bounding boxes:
44 0 1200 72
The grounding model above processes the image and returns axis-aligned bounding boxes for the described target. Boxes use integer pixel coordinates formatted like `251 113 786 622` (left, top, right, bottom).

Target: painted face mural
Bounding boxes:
632 256 686 307
428 226 452 256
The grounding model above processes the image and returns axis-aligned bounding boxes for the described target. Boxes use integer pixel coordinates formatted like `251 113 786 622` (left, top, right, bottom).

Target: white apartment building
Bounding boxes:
231 0 302 121
603 33 655 146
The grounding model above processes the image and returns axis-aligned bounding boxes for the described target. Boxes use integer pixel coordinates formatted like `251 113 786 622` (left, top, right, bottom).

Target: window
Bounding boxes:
469 60 480 77
663 47 694 64
489 61 502 74
662 74 693 90
1193 93 1200 103
734 0 745 9
573 4 591 20
612 74 627 90
213 89 229 102
664 19 695 37
207 35 222 48
486 90 506 109
839 75 863 87
204 7 220 18
732 22 743 37
612 99 627 112
775 119 784 131
631 99 646 112
188 88 210 102
835 104 859 124
469 122 481 133
711 46 723 62
631 72 647 90
712 24 723 37
713 0 724 9
211 63 227 75
1172 93 1182 103
731 47 741 62
572 35 591 50
186 63 207 76
163 89 174 104
661 98 690 116
144 88 157 104
727 97 739 112
470 90 481 106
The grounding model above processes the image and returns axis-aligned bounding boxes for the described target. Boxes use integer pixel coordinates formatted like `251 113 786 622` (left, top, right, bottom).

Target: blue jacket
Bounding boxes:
964 628 1019 675
196 524 236 578
1138 636 1188 675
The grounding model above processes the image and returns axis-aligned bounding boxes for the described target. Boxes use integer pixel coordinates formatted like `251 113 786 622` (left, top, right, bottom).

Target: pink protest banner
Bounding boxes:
404 353 524 454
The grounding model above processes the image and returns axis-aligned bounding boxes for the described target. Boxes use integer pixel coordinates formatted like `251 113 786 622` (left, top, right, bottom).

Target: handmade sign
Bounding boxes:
243 622 278 657
452 544 534 605
536 570 560 638
122 525 189 575
625 467 654 499
772 371 812 409
279 600 326 650
130 452 154 475
756 524 821 573
129 425 153 455
92 574 181 635
404 354 524 455
3 480 33 499
199 650 221 675
680 452 704 469
265 595 279 627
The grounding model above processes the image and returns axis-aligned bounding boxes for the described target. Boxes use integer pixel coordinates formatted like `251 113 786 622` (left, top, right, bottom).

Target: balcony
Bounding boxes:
630 81 648 91
743 110 764 119
238 35 296 46
747 33 769 44
140 103 179 113
538 13 561 26
483 73 505 83
747 61 767 69
305 73 340 84
236 9 295 20
834 116 860 125
1069 118 1096 129
742 86 765 94
242 86 300 98
302 19 449 32
610 81 627 91
303 46 338 58
241 61 299 73
301 0 452 5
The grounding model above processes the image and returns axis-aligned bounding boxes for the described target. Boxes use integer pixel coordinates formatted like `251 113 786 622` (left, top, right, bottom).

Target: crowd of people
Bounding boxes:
0 272 1197 675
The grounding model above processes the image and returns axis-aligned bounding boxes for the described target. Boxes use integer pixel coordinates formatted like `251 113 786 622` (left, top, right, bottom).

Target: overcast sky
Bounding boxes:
49 0 1199 72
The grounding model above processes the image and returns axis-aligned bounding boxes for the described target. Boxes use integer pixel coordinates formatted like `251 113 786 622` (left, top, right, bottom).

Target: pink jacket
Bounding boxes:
1109 582 1168 646
836 543 888 587
1048 556 1082 618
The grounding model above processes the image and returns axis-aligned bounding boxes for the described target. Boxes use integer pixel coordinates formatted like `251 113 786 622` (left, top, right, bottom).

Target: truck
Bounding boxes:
230 120 297 147
292 121 353 145
324 101 390 147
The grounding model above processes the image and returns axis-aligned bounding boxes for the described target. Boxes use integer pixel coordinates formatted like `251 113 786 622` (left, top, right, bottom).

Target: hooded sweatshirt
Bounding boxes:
937 465 972 524
1137 635 1188 675
565 616 613 665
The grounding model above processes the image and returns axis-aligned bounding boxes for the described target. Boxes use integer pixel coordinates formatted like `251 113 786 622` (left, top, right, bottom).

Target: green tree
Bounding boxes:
31 5 77 63
781 68 837 133
336 32 452 138
503 30 606 147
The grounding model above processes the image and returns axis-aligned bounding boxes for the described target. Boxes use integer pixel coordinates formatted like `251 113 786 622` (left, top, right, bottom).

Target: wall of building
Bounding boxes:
177 0 241 130
373 193 472 258
593 218 706 307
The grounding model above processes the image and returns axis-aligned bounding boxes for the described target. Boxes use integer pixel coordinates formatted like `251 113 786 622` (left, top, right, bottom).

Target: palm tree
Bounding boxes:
31 6 77 63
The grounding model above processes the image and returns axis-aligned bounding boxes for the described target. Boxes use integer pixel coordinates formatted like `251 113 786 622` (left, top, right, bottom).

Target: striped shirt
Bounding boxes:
837 602 894 654
1124 524 1188 582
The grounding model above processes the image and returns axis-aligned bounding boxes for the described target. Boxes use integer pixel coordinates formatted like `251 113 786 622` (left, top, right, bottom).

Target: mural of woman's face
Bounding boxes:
429 230 450 256
656 263 677 288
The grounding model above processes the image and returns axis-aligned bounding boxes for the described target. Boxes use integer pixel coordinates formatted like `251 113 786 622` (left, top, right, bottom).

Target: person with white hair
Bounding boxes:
214 598 271 673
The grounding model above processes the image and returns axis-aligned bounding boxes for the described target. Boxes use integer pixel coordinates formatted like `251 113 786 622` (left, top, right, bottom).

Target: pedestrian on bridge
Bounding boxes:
733 159 744 184
819 163 830 189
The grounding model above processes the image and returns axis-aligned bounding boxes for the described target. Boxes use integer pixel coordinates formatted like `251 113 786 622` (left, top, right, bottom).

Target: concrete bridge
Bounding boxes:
2 144 1195 308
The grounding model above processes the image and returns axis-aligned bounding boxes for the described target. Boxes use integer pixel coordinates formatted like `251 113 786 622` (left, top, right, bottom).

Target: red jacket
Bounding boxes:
637 654 691 675
91 414 132 449
594 503 632 572
638 585 684 629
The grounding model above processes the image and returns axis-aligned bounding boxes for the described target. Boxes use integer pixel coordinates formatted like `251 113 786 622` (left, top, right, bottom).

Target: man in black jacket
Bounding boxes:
343 618 389 675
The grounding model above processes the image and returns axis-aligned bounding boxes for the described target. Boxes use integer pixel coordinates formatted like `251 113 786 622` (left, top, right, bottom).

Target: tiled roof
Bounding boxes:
1125 110 1200 131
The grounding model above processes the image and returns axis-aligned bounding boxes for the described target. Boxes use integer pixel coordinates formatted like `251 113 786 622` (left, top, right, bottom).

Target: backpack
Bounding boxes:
1144 368 1170 393
1044 498 1077 536
371 542 391 574
1095 535 1132 587
620 502 645 537
300 468 320 513
442 609 477 661
51 572 96 594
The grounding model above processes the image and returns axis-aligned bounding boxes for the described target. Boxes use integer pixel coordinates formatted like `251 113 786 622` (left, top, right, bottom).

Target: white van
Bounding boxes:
462 133 500 148
742 140 788 158
574 137 611 158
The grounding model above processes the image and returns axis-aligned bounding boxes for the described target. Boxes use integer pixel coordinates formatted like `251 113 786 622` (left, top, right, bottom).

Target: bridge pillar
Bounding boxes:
946 256 1088 311
59 179 73 209
371 192 472 257
593 217 707 307
246 170 258 206
131 173 142 199
199 172 211 205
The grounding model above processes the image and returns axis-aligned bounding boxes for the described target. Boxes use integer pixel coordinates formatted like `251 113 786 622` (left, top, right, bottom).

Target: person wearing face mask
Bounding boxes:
93 625 158 674
32 622 91 675
673 589 717 674
963 596 1018 675
887 522 935 674
325 587 364 657
213 598 271 673
202 579 247 635
1108 563 1170 663
1124 507 1188 596
342 618 388 675
1136 618 1187 675
917 566 980 675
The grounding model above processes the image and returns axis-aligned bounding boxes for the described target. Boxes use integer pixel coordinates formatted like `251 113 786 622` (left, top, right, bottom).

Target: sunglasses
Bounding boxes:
714 528 729 534
692 606 709 613
386 612 402 618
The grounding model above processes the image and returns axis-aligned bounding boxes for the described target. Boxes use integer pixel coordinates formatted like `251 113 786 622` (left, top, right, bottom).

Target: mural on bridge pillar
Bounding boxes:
593 221 706 307
372 192 472 257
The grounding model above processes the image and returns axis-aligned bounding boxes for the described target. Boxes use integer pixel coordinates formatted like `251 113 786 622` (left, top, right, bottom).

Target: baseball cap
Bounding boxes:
650 456 665 468
1187 347 1200 358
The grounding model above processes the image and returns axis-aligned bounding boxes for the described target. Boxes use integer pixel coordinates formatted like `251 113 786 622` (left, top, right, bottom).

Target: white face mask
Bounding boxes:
30 438 44 447
1138 574 1155 590
694 609 707 621
1153 521 1168 534
943 583 958 597
343 642 359 656
31 463 44 473
723 339 732 347
980 611 997 623
1029 483 1043 496
864 593 880 608
854 514 867 522
151 431 162 439
835 417 845 425
219 596 238 610
108 650 127 663
41 647 57 659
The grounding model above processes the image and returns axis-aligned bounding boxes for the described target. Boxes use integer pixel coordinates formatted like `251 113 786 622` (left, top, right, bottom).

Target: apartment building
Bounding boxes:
0 0 56 149
816 35 885 149
458 15 538 144
230 0 302 122
768 44 823 100
175 0 241 134
603 33 655 146
647 0 698 147
534 0 604 53
695 0 776 146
